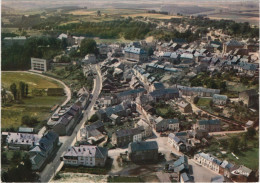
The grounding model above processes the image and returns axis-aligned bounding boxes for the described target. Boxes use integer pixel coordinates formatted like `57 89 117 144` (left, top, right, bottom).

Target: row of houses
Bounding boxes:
52 104 82 136
194 152 253 182
177 85 220 97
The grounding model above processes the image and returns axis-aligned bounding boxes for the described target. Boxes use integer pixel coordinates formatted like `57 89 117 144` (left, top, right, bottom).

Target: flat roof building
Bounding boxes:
31 58 50 72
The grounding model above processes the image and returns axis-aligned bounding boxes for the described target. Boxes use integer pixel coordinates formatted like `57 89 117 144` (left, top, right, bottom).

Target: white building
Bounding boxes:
194 152 222 173
212 94 228 106
168 133 186 152
6 132 41 150
63 145 108 167
31 58 49 72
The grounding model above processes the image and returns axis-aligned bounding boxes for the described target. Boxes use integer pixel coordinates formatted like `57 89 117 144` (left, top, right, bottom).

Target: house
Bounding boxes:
116 88 146 103
80 121 105 144
111 127 144 147
124 46 148 62
194 152 222 173
53 114 76 136
168 119 180 131
148 88 179 102
30 131 59 171
6 132 41 150
213 94 228 106
31 58 50 72
194 119 221 132
177 101 193 113
128 141 158 162
168 133 186 152
168 155 189 174
153 117 168 132
245 120 254 128
149 82 165 92
82 54 96 65
180 53 194 66
63 145 108 167
239 89 258 108
180 172 192 183
96 101 136 122
231 165 253 182
223 40 244 54
135 118 153 138
220 160 234 178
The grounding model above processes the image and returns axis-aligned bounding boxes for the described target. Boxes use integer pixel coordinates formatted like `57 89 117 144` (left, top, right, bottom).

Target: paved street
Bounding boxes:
189 159 219 182
39 65 102 182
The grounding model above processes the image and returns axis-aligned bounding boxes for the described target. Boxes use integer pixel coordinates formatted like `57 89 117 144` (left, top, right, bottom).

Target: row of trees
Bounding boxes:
9 82 29 101
56 18 156 40
1 151 36 182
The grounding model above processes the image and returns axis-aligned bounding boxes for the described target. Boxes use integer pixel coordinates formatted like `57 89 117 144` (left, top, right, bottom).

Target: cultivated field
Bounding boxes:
1 72 65 130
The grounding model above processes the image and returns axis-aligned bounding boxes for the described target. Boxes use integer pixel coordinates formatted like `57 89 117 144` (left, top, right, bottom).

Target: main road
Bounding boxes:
39 65 102 182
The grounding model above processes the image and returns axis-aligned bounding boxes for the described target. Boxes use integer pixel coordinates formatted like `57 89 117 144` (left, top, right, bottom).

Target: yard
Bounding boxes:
1 72 66 131
203 133 259 170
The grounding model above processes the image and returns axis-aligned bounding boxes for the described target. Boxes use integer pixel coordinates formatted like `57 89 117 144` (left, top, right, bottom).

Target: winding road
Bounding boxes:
39 65 102 182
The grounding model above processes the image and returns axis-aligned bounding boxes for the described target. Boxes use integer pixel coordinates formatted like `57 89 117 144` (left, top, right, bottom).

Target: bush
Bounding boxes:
21 115 39 127
89 114 98 122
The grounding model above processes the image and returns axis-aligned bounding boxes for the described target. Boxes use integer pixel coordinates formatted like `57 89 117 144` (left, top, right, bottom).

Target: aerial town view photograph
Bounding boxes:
1 0 259 182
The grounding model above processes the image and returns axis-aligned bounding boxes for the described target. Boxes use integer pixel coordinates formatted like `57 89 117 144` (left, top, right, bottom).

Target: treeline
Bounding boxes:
147 10 168 15
2 36 63 70
150 29 203 42
1 151 37 182
181 17 259 38
56 18 156 40
4 14 68 29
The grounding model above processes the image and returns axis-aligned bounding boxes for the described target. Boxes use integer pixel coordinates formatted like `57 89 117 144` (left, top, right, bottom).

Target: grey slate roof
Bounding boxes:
199 119 220 126
213 94 228 101
129 141 158 152
150 88 179 98
117 88 145 98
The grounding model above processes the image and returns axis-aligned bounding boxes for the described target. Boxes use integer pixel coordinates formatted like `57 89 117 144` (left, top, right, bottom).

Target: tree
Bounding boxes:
1 88 7 104
246 127 256 139
11 151 22 164
25 84 29 97
97 10 101 16
10 83 17 100
240 134 247 150
61 38 67 49
19 82 26 98
21 115 39 127
228 136 239 152
1 152 8 164
147 47 154 56
89 114 98 122
80 38 98 56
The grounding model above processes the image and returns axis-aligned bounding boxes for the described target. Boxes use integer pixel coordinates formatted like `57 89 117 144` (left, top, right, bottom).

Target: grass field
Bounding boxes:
1 72 66 130
196 98 212 108
226 81 258 93
204 133 259 170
